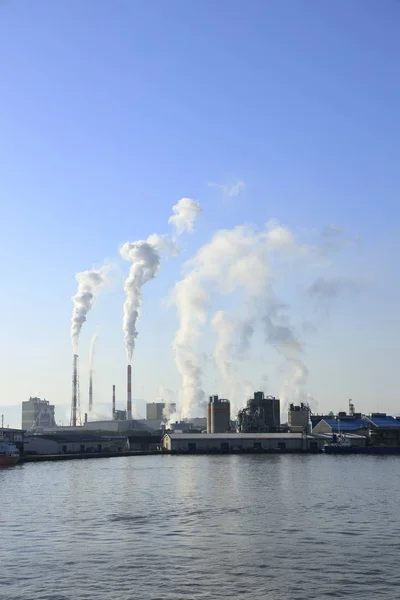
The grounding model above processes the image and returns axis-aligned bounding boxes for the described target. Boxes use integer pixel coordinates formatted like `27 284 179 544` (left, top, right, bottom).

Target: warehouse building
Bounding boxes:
364 414 400 446
162 433 325 452
24 432 128 455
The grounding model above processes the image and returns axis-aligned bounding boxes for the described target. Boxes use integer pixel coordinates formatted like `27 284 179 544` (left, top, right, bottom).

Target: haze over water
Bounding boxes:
1 455 399 600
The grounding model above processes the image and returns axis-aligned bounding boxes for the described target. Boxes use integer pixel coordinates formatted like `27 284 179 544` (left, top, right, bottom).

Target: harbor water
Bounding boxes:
1 454 399 600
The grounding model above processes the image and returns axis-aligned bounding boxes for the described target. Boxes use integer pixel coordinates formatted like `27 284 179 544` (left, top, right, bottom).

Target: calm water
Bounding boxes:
1 454 400 599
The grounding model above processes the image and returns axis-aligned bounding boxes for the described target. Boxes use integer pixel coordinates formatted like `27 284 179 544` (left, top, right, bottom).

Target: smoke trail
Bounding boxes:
71 267 109 353
121 200 201 364
88 332 98 412
121 237 162 364
172 224 279 418
211 311 235 382
89 332 98 370
168 197 202 234
173 273 208 419
173 220 318 417
263 298 308 403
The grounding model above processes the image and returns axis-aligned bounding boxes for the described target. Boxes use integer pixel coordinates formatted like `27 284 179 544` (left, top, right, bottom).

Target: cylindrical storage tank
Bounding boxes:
207 397 212 433
210 398 230 433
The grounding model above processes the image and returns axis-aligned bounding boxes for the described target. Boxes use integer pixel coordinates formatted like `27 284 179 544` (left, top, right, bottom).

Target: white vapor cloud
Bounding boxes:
122 199 201 365
71 266 109 354
208 180 246 198
168 197 202 234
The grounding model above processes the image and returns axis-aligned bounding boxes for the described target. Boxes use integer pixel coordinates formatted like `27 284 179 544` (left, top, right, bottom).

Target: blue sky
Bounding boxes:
0 0 399 428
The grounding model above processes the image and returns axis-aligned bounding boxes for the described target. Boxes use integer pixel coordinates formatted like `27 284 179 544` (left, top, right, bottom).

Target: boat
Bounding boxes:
0 435 20 466
322 433 400 455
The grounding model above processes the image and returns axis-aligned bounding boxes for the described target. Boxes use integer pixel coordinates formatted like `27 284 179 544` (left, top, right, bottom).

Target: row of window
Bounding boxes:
185 441 319 451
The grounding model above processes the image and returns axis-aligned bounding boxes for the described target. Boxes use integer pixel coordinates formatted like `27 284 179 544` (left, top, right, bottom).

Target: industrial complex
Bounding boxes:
4 385 399 459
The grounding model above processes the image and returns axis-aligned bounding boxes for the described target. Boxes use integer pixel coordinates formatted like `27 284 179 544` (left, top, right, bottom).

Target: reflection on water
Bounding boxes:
1 454 400 599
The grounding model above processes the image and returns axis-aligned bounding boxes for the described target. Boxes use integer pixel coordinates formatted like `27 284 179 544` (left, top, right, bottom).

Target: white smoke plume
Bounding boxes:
120 237 163 364
89 332 98 370
172 219 347 417
71 267 109 353
208 180 246 198
122 200 201 365
173 273 208 419
211 311 235 382
172 221 298 418
168 197 202 234
263 299 308 404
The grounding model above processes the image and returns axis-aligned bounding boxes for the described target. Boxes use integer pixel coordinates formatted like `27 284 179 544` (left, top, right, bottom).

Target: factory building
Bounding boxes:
24 432 128 455
207 396 231 433
146 402 176 421
237 392 280 432
22 397 57 431
162 433 324 453
288 403 311 433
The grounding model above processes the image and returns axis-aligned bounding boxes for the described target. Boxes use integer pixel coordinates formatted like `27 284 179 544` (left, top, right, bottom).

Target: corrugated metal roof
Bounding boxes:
165 433 315 440
26 433 125 442
365 415 400 428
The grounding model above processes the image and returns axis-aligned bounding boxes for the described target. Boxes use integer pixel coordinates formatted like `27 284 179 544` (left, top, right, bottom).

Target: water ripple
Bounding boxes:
1 454 400 599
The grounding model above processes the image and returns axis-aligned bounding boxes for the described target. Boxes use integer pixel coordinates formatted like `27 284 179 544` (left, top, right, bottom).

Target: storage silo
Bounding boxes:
209 396 230 433
207 396 213 433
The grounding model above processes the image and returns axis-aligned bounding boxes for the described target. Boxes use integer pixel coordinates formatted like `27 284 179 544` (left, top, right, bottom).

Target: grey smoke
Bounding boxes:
308 276 359 300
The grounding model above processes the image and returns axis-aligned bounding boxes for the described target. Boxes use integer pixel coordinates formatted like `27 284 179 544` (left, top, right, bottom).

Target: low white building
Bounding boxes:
162 433 325 452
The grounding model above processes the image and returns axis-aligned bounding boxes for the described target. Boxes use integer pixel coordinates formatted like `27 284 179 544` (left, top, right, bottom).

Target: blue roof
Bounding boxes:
365 415 400 428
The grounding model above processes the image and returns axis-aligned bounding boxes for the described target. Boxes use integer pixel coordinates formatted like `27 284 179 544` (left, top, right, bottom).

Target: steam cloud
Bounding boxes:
173 220 353 417
120 237 163 364
71 267 109 353
208 180 246 198
89 332 98 370
122 200 201 365
168 197 202 234
173 221 298 418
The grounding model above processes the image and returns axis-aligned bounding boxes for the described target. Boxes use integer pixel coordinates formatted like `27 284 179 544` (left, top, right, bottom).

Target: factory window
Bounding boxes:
254 442 262 450
188 442 196 452
278 442 286 450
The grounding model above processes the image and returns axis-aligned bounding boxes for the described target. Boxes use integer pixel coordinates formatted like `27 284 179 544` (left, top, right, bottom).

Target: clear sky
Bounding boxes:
1 0 399 428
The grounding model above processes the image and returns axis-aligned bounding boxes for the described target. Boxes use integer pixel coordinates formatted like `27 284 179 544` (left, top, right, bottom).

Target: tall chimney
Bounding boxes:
127 364 132 420
71 354 78 427
89 371 93 412
112 384 116 419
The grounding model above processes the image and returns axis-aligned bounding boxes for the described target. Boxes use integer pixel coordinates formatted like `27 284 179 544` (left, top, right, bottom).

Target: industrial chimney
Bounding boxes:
89 371 93 412
70 354 81 427
112 384 116 419
127 365 132 420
